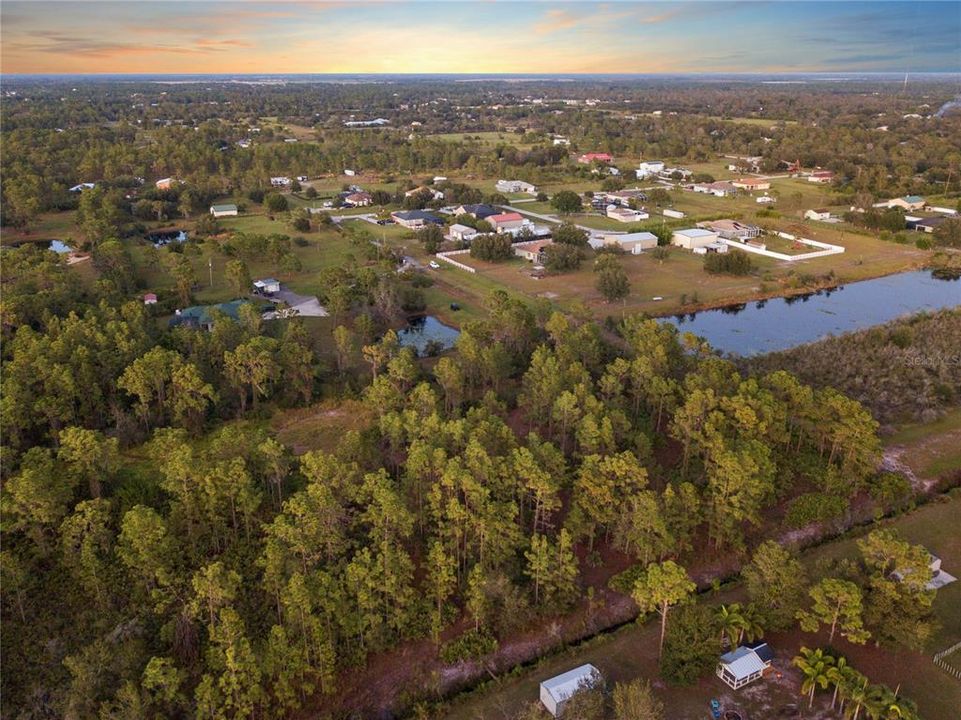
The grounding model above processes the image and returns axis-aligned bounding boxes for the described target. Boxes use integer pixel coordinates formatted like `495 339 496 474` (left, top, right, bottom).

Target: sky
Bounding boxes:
1 1 959 75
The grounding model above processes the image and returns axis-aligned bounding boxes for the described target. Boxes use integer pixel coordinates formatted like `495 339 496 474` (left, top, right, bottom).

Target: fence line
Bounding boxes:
435 249 476 274
933 640 961 680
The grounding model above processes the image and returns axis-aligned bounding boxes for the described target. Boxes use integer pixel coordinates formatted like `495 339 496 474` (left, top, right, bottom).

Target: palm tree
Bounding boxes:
864 684 896 720
826 655 852 710
843 675 871 720
738 602 765 645
716 603 747 649
793 646 836 708
836 666 866 717
865 684 920 720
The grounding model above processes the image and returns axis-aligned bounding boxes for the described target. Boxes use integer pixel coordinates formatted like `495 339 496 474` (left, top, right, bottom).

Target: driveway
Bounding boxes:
265 289 328 318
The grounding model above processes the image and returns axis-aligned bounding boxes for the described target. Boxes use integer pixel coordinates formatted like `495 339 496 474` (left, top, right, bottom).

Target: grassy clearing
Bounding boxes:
426 131 537 149
443 493 961 720
887 409 961 481
270 399 373 455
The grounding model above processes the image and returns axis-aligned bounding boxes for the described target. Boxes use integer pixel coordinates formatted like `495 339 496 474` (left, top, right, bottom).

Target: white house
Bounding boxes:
731 178 771 192
552 136 571 146
270 176 291 187
663 208 686 219
807 171 835 184
756 195 776 204
253 278 281 295
69 182 96 193
590 231 658 254
448 223 478 242
540 664 603 717
805 209 832 222
716 642 774 690
636 160 665 179
155 177 177 190
514 240 552 262
405 186 445 201
496 179 537 194
884 195 926 211
692 181 736 198
210 204 238 218
672 228 719 249
606 206 649 223
698 219 761 241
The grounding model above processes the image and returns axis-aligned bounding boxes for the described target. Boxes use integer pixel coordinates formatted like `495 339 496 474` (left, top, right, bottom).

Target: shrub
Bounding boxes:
704 249 753 275
470 233 513 262
542 244 584 272
551 190 583 214
440 628 498 664
784 492 846 528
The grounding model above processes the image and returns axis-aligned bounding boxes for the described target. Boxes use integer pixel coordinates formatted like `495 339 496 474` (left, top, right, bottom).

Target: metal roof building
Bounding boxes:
539 664 602 717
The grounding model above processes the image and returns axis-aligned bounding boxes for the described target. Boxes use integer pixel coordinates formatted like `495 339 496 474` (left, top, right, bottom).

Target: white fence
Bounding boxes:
435 249 476 273
933 640 961 680
720 233 845 262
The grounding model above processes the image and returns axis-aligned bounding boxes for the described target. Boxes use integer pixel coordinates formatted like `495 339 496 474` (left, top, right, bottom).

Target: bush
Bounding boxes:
704 249 753 275
552 222 588 247
470 233 513 262
784 492 847 528
542 244 584 272
264 193 288 213
551 190 583 214
440 628 498 664
660 604 717 686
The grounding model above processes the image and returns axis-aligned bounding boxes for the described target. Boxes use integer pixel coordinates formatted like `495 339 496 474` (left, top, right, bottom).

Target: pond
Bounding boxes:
148 229 188 247
398 315 461 355
4 239 74 254
661 270 960 356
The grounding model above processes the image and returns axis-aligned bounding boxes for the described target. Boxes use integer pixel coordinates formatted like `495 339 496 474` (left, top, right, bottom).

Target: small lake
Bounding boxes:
148 229 188 247
398 315 461 355
661 270 960 356
4 239 74 254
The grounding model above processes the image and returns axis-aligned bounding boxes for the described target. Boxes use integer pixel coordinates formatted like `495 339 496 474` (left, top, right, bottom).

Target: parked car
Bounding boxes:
429 261 441 269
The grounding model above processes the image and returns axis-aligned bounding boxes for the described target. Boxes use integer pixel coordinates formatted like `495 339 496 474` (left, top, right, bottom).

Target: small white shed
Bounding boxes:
253 278 281 295
716 642 774 689
539 664 602 717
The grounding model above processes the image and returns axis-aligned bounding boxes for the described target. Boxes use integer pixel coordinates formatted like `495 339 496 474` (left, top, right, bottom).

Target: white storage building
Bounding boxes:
539 664 602 717
672 228 718 250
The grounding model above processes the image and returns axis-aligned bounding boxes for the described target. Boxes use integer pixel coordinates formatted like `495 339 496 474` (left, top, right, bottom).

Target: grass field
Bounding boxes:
887 408 961 483
443 492 961 720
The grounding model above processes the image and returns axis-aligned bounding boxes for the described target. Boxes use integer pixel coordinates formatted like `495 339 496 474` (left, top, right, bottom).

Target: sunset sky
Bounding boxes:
2 1 959 75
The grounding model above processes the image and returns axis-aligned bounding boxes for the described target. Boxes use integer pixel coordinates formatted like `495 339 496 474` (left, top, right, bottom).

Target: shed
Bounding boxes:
539 664 602 717
210 203 238 217
448 224 478 242
254 278 281 295
672 228 718 250
143 293 158 305
716 643 773 689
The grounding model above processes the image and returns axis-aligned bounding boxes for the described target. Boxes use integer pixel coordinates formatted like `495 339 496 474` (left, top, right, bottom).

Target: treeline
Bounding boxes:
743 308 961 427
